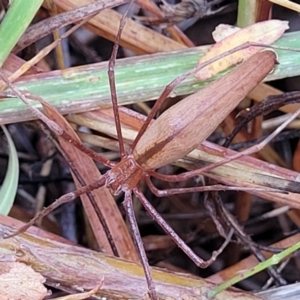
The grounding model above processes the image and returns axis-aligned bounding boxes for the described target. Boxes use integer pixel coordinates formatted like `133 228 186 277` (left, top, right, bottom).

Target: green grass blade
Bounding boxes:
0 32 300 125
208 240 300 298
0 125 19 215
237 0 257 27
0 0 43 66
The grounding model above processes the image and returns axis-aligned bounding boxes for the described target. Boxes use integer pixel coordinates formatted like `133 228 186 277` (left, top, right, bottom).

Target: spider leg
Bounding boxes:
123 191 158 300
133 188 233 269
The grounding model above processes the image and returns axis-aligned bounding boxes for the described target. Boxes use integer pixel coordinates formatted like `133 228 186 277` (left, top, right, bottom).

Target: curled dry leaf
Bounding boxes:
212 24 240 42
0 261 48 300
195 20 289 80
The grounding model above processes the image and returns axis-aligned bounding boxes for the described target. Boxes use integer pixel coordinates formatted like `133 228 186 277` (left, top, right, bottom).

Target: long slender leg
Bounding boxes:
108 0 135 158
48 128 119 256
223 92 300 148
122 191 158 300
5 174 109 238
133 188 233 269
145 175 284 196
0 75 115 168
216 195 286 285
149 106 300 183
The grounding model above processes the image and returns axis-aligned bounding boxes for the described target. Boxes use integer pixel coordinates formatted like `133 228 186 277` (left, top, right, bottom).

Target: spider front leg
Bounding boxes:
4 175 108 239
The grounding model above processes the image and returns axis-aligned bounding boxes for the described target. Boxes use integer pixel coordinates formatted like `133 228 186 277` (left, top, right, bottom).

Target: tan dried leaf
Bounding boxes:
195 20 289 80
0 262 48 300
212 24 240 42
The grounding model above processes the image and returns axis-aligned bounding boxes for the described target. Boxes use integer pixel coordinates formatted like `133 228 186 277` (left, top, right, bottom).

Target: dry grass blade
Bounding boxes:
135 0 194 46
14 0 130 53
2 1 300 299
71 106 300 198
53 0 184 54
41 101 138 261
0 215 262 300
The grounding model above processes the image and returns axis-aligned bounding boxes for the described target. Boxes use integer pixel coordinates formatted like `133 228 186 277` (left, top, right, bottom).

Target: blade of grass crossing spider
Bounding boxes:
0 0 43 66
0 125 19 215
0 32 300 125
208 240 300 298
0 32 300 124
